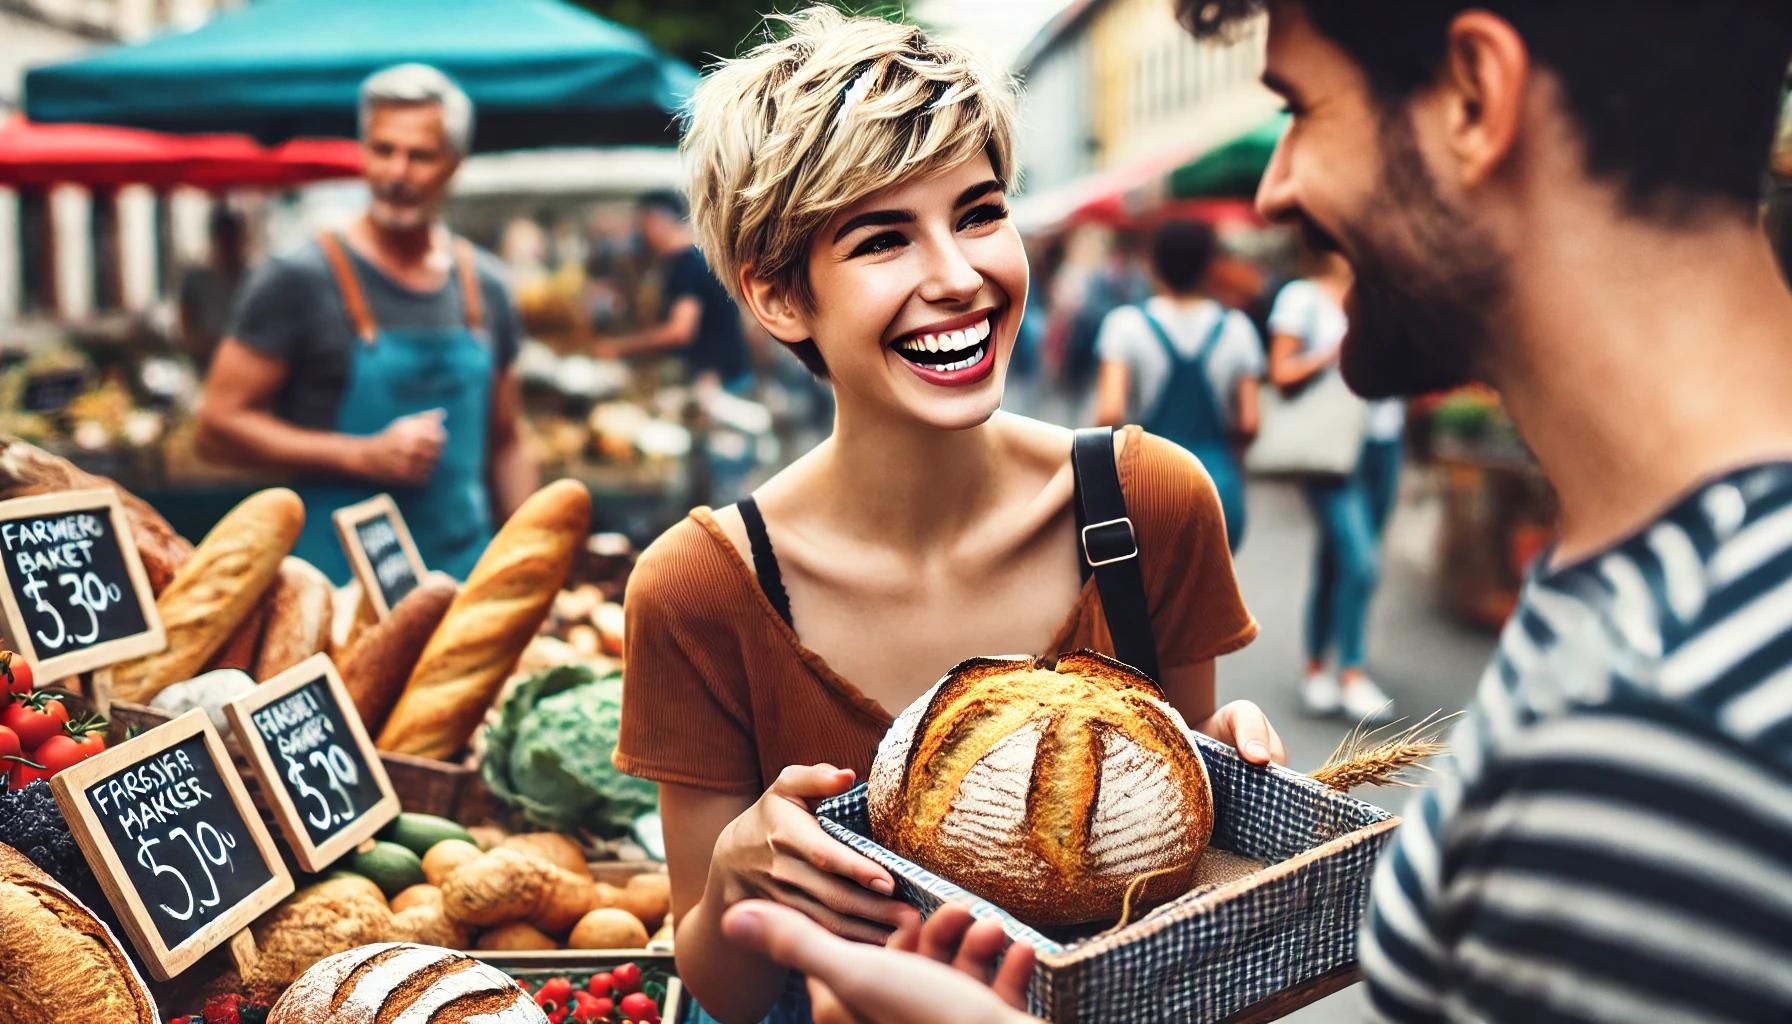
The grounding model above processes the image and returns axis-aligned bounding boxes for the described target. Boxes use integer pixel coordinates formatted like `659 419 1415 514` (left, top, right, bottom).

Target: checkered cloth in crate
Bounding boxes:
816 731 1396 1024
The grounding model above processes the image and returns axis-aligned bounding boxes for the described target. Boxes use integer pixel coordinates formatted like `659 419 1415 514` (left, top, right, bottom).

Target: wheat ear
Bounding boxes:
1310 710 1458 792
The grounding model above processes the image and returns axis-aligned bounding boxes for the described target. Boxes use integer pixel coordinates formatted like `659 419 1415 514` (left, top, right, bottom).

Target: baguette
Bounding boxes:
338 572 457 734
376 480 589 758
112 488 304 704
0 435 192 593
254 557 335 680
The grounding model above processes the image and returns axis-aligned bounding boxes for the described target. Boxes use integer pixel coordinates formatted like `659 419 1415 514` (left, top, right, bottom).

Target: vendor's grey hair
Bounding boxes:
359 63 474 157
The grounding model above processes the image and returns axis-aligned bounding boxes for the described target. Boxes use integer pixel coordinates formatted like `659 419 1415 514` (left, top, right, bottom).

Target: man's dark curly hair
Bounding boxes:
1180 1 1792 218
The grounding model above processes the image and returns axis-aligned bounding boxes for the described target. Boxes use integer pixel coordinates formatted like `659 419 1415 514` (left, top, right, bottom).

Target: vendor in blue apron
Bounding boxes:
1092 218 1265 550
197 63 537 582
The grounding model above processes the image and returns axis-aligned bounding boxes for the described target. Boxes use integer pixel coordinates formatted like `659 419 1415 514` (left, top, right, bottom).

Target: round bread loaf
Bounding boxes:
268 943 547 1024
869 651 1213 926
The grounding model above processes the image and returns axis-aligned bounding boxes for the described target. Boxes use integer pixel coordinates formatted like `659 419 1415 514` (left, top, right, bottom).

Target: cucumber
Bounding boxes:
350 841 426 899
378 812 475 858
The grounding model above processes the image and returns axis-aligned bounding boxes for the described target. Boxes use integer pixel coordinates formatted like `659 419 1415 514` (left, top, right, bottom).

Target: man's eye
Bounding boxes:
849 231 906 258
959 203 1009 230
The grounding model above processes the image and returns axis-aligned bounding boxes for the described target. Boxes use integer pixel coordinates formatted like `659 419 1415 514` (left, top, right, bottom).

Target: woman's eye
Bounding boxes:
958 203 1008 231
849 231 906 259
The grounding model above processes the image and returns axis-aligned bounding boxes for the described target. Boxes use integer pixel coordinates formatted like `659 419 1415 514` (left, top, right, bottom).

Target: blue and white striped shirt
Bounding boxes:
1363 464 1792 1024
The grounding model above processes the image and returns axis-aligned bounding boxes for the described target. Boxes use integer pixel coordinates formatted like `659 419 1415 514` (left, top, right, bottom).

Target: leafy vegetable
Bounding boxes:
482 665 658 836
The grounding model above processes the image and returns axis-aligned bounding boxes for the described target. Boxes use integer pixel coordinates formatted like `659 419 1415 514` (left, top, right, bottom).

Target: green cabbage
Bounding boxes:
481 665 658 836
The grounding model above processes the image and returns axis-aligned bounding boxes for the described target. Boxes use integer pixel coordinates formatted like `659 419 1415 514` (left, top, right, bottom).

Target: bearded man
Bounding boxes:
198 63 537 582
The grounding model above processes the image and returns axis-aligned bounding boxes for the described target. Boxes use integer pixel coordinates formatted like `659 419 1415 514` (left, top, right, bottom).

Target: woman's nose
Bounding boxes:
917 236 983 305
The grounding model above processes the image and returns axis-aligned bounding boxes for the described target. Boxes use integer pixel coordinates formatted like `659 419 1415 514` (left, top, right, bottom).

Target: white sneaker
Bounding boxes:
1299 671 1342 715
1339 676 1397 725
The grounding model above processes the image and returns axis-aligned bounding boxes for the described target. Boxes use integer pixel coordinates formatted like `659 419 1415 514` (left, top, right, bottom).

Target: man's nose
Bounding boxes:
1255 132 1299 224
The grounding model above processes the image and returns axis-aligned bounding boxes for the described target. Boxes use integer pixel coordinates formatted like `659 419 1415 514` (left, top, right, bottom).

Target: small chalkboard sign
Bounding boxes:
23 368 87 413
51 709 294 981
333 494 427 619
224 653 399 872
0 488 166 683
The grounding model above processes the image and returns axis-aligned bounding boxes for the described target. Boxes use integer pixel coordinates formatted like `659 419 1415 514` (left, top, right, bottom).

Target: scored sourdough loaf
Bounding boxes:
112 488 305 703
268 943 547 1024
338 571 457 734
377 480 590 759
0 841 158 1024
869 651 1214 927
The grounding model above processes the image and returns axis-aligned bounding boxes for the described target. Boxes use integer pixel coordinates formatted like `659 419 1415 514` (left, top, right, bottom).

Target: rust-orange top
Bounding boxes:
614 428 1258 796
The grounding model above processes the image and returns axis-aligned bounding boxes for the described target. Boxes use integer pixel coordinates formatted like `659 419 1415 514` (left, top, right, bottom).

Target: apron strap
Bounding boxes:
318 232 378 345
453 237 484 333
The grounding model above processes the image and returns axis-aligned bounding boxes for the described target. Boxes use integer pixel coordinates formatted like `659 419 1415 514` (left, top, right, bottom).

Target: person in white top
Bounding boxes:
1266 249 1400 723
1092 218 1266 549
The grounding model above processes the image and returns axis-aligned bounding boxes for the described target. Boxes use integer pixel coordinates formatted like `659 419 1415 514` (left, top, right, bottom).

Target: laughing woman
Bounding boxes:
615 9 1284 1023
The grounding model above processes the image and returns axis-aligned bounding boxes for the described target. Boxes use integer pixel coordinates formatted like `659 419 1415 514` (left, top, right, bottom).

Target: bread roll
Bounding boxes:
0 842 158 1023
338 573 456 734
477 922 556 951
498 832 589 877
568 907 648 950
869 651 1213 927
268 943 546 1024
112 488 305 704
0 436 193 594
254 557 334 680
377 480 589 758
245 876 396 989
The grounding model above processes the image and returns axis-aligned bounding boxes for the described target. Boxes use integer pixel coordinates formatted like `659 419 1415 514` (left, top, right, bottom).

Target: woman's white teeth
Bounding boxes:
899 318 989 354
936 350 981 372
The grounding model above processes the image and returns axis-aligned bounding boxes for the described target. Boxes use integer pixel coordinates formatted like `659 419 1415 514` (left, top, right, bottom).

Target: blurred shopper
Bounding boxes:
198 63 536 583
1093 218 1262 549
1267 250 1397 722
176 204 248 368
596 189 752 395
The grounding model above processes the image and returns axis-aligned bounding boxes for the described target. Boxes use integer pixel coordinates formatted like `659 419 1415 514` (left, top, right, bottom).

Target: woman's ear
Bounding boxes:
738 266 812 345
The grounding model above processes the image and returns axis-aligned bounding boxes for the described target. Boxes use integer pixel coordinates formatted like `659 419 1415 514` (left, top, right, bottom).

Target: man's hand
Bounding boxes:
354 408 447 485
722 900 1040 1024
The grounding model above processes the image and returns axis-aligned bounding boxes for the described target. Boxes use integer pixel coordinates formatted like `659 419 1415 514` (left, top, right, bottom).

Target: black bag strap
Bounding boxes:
737 497 793 628
1071 427 1160 682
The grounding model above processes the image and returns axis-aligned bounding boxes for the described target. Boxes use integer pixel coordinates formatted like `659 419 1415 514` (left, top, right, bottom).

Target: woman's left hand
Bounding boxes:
1196 700 1287 766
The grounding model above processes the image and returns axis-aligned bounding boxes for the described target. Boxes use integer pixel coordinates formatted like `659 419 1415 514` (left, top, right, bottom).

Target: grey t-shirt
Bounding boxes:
227 238 521 431
1096 297 1265 424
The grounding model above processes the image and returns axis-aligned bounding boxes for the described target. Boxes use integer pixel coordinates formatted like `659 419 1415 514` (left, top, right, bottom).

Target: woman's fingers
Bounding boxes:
772 857 916 927
767 802 896 896
1214 700 1288 766
769 880 906 944
769 762 859 805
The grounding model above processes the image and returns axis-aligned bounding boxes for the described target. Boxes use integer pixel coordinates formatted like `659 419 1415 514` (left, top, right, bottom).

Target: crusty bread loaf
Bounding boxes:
338 572 456 734
112 488 304 703
0 436 192 593
253 557 335 680
330 579 377 655
0 842 158 1024
377 480 589 758
869 651 1213 927
205 595 268 674
268 943 548 1024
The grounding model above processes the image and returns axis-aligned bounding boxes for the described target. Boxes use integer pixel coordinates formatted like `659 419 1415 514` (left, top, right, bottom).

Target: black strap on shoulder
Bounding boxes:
1071 427 1160 682
737 497 794 628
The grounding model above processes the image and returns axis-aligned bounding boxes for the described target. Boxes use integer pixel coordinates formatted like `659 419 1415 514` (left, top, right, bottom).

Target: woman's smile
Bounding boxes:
888 307 1001 386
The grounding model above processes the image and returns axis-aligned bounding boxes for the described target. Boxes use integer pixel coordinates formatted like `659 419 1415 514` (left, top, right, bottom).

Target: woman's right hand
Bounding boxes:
708 764 919 944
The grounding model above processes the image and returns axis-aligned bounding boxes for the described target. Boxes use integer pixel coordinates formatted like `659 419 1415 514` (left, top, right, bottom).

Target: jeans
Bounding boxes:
1302 439 1401 671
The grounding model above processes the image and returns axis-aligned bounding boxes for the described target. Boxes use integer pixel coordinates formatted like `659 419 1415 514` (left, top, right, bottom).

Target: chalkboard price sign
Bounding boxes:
333 494 427 619
52 709 294 981
0 488 166 682
225 653 399 871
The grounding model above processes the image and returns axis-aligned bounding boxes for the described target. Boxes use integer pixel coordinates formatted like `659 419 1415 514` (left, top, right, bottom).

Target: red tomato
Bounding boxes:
536 977 573 1010
586 997 614 1021
6 756 50 789
0 652 32 699
587 973 614 996
0 725 18 763
33 733 102 775
1 697 66 751
619 992 657 1022
611 963 641 993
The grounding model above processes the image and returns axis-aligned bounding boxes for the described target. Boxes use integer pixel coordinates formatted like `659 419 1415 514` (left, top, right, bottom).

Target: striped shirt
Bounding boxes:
1363 464 1792 1024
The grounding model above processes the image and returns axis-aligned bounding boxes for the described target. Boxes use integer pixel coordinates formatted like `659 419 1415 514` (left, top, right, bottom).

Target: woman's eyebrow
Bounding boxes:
833 209 914 242
956 180 1003 205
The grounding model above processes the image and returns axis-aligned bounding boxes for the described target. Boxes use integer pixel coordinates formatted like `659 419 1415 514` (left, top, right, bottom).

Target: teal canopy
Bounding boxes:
24 0 697 151
1167 114 1288 200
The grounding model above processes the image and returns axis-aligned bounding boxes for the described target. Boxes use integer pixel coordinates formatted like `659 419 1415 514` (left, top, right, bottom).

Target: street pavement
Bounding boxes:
1220 474 1497 1021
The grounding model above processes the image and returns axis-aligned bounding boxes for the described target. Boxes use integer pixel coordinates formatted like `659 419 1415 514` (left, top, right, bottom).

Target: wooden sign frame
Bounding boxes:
0 488 166 683
332 493 427 620
224 653 400 872
51 709 294 981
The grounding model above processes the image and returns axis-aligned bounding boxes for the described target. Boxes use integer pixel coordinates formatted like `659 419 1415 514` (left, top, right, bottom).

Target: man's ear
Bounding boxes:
738 266 813 345
1439 10 1530 190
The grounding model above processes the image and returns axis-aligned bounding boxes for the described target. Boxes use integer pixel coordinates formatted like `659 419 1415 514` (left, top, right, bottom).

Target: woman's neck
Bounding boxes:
819 400 1008 548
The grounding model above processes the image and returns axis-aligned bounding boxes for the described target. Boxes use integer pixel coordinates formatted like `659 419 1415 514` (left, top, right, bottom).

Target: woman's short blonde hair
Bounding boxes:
683 6 1016 364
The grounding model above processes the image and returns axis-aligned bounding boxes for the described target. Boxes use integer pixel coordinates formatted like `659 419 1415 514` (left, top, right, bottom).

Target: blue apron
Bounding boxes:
1138 304 1247 551
293 233 495 583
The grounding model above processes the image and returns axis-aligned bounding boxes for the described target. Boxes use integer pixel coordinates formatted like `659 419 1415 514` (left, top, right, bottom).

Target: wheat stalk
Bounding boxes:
1310 710 1458 792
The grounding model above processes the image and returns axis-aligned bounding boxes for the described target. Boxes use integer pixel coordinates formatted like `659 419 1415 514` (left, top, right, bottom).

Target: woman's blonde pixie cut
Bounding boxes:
683 6 1017 375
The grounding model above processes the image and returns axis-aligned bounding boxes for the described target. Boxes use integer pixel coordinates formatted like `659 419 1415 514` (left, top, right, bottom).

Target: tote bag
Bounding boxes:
1244 369 1369 478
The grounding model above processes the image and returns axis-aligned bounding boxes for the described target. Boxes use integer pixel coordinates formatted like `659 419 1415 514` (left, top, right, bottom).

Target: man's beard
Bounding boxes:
369 183 431 231
1328 111 1507 400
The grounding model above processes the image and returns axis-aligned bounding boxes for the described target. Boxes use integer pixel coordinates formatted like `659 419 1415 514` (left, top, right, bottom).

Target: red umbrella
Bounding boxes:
0 114 360 189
